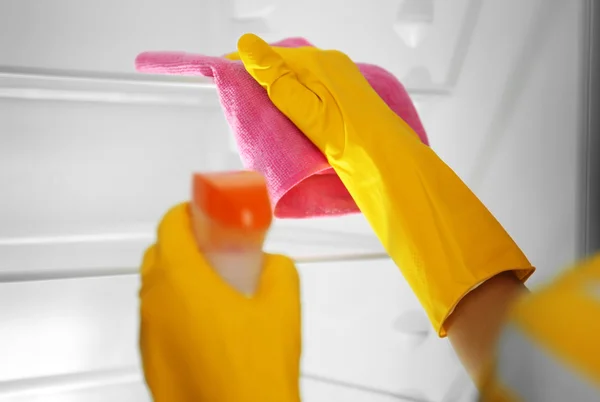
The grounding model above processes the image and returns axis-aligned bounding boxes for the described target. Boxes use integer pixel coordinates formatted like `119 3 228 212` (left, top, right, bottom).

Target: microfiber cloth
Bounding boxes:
135 38 429 219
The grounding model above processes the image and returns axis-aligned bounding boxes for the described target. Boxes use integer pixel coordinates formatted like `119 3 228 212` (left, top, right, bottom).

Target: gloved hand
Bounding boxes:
139 203 302 402
233 33 535 336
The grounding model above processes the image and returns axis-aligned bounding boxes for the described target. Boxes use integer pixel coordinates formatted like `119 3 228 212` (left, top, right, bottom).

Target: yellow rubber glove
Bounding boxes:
139 203 301 402
234 33 535 336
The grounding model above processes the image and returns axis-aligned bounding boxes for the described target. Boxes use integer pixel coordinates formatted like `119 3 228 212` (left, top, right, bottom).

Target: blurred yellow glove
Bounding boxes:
234 33 535 336
139 203 301 402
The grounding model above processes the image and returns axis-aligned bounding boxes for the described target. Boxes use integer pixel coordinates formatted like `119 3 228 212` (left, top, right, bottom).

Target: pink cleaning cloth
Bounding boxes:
135 38 429 219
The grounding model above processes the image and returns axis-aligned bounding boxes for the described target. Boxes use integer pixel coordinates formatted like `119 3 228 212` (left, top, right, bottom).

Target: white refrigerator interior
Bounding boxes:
0 0 595 401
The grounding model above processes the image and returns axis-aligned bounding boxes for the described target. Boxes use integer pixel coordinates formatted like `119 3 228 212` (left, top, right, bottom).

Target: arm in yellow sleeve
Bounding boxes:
234 33 535 385
235 33 535 337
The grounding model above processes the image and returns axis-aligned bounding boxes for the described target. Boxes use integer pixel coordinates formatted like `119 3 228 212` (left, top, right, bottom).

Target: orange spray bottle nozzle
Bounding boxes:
190 170 273 295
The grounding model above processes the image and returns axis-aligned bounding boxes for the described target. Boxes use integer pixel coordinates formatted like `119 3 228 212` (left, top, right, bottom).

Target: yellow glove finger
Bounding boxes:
236 33 292 88
224 50 241 61
237 33 326 136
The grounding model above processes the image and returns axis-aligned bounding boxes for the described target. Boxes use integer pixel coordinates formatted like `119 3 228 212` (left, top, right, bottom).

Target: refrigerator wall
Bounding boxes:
0 0 594 401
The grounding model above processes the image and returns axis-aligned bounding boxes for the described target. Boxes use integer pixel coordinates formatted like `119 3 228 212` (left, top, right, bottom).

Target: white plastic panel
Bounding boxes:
0 100 229 239
244 0 469 91
0 276 139 383
0 373 150 402
300 260 463 401
0 0 587 282
0 261 464 402
0 375 422 402
0 0 590 400
0 95 384 277
0 0 229 73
